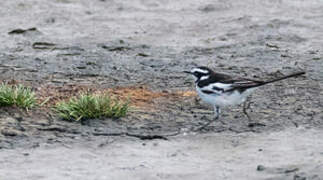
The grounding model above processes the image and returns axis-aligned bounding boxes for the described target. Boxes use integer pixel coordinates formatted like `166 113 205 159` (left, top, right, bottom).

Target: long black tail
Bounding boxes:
256 71 305 87
223 71 305 93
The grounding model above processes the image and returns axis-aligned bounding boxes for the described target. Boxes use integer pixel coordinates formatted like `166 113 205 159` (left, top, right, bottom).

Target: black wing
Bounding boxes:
198 71 264 93
223 77 264 93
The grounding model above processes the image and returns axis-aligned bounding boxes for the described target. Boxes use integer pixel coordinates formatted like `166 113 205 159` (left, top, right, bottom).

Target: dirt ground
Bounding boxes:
0 0 323 179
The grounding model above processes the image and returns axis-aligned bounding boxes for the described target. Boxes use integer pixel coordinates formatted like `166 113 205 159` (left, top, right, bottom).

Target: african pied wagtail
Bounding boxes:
184 66 305 128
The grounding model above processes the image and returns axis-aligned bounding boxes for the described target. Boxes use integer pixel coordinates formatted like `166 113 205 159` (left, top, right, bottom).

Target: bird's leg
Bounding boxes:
215 106 226 125
243 96 266 127
214 106 220 120
243 98 252 121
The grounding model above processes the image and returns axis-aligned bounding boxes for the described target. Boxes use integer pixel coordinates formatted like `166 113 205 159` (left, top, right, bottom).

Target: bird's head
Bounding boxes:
184 66 213 82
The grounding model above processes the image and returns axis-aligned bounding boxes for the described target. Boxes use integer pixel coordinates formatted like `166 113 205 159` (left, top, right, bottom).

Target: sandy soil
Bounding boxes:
0 0 323 179
1 128 323 180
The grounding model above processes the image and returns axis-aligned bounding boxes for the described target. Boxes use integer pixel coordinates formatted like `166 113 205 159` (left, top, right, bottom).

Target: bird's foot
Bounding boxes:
218 118 226 125
193 116 214 132
193 115 225 132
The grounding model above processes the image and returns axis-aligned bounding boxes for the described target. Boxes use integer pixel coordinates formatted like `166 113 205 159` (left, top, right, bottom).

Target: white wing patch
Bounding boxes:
200 83 232 94
212 83 232 90
200 75 209 80
233 80 254 85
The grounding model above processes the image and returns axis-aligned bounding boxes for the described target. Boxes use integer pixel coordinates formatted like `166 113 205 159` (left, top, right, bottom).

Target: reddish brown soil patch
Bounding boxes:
106 86 168 107
108 86 197 108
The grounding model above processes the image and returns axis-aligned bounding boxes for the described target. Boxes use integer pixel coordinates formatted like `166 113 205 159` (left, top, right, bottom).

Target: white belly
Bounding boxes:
196 87 255 107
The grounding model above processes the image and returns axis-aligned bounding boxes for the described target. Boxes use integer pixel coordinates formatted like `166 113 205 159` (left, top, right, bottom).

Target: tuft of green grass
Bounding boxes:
0 83 37 109
54 93 129 121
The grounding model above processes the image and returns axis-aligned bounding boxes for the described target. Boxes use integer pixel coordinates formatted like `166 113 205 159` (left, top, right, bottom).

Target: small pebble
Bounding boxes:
257 165 266 171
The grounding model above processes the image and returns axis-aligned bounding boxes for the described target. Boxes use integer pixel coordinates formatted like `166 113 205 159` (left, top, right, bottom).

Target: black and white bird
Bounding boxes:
184 66 305 128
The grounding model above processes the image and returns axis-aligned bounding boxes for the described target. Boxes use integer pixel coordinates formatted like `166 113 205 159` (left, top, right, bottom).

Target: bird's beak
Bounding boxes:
183 70 192 74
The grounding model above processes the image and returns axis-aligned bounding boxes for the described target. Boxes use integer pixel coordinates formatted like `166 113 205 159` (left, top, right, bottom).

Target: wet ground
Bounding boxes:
0 0 323 179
